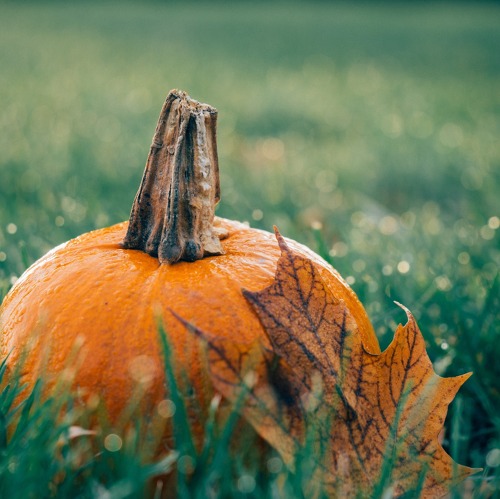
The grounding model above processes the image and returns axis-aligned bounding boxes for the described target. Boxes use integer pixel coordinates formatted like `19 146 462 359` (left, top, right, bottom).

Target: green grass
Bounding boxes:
0 1 499 496
0 328 482 498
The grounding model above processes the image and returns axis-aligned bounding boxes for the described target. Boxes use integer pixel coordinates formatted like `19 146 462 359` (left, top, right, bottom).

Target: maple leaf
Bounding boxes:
180 228 479 497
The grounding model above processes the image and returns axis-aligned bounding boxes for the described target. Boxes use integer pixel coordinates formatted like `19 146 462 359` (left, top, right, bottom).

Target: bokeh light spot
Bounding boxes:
397 261 410 274
267 457 283 474
157 399 176 419
353 259 366 272
488 216 499 230
458 252 470 265
261 138 284 162
382 265 393 276
237 474 256 494
378 215 398 235
329 242 348 258
252 209 263 221
486 448 500 468
480 226 495 240
435 276 452 292
104 434 122 452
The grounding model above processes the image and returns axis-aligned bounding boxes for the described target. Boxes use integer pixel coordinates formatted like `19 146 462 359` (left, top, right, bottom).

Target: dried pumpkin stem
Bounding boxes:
123 90 226 264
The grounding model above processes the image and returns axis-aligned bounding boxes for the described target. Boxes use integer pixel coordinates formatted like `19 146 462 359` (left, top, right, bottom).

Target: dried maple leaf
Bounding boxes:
180 228 479 497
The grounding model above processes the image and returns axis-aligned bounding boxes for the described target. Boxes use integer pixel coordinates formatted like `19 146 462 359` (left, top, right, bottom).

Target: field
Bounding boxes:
0 1 499 497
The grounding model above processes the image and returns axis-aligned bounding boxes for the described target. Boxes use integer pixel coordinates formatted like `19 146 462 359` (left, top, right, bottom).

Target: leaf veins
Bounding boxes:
181 228 479 497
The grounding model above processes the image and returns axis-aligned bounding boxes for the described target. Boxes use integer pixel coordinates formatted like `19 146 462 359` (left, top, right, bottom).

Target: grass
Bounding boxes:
0 1 499 496
0 328 479 498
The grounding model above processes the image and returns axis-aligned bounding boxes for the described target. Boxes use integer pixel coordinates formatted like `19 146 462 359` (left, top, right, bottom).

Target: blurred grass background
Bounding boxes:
0 0 499 492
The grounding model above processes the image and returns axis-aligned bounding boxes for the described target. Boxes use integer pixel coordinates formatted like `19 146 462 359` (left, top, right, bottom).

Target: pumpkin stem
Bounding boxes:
123 90 227 264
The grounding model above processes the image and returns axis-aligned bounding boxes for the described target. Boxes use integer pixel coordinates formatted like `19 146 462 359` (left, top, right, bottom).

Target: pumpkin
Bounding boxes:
0 90 379 432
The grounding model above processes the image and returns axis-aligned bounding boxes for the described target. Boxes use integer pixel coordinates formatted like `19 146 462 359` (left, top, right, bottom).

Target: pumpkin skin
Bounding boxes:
0 217 379 424
0 90 381 440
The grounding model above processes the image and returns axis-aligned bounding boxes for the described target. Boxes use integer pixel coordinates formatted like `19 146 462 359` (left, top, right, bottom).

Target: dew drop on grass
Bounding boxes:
352 259 366 272
157 399 176 419
8 459 18 474
458 252 470 265
382 265 393 276
129 355 157 385
486 448 500 468
267 457 283 474
397 261 410 274
378 215 398 235
252 209 263 221
237 474 256 494
382 486 395 499
488 216 499 230
480 225 495 240
329 241 348 258
104 433 122 452
435 275 452 291
87 393 100 410
260 137 284 162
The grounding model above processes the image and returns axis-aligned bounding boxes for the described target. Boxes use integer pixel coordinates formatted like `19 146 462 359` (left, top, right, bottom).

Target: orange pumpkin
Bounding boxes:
0 90 379 430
